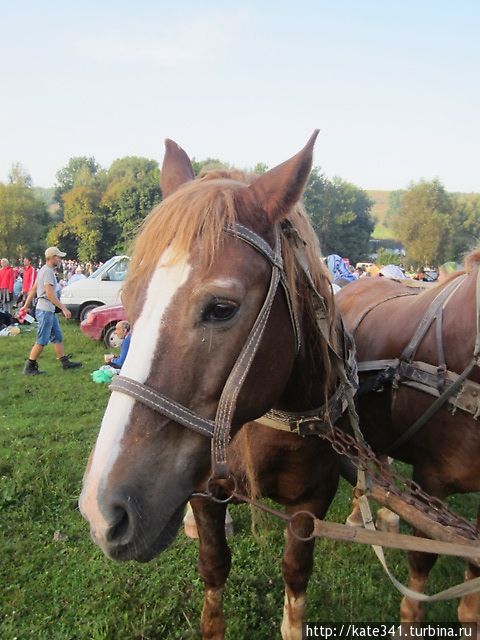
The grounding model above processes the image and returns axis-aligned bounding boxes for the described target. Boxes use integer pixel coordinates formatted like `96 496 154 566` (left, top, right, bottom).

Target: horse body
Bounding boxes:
80 134 345 639
336 274 480 623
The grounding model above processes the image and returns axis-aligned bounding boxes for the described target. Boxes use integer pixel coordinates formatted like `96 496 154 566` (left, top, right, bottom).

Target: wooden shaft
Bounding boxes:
312 519 480 562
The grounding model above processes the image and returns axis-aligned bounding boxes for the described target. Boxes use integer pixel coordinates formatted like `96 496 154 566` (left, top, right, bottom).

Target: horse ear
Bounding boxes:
248 130 319 222
160 139 195 198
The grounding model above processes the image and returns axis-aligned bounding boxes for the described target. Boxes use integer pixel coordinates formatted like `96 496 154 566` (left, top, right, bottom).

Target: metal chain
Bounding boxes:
321 425 479 540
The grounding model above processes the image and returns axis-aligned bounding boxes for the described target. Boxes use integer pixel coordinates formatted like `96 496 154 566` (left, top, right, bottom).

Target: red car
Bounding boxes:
80 304 127 348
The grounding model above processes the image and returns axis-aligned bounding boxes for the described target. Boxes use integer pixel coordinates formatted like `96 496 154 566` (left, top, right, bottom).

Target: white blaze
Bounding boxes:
80 252 191 530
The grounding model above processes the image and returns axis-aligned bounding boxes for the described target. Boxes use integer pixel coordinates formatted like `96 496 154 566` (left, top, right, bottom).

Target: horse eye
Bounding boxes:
202 301 238 323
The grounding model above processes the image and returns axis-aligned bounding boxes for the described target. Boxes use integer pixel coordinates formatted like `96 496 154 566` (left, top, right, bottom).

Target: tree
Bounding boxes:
9 162 32 188
54 157 102 204
304 168 375 264
48 184 104 261
252 162 269 175
0 167 48 259
391 179 453 266
48 157 109 260
446 194 480 262
102 157 161 253
191 158 229 175
383 189 405 230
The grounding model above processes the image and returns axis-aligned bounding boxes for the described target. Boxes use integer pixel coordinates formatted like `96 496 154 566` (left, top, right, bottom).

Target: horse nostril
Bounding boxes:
107 505 132 545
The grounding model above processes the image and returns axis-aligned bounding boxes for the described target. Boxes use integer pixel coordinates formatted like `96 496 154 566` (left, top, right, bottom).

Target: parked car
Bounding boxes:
80 304 127 348
60 256 130 322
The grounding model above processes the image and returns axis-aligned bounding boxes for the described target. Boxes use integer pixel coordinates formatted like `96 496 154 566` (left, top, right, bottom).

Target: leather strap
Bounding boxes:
110 222 303 480
212 227 283 477
400 276 466 363
351 292 418 336
109 376 215 438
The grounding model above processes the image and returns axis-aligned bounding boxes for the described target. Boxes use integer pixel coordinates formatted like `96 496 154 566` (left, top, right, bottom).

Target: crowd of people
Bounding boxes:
325 253 440 292
0 255 104 314
0 248 124 376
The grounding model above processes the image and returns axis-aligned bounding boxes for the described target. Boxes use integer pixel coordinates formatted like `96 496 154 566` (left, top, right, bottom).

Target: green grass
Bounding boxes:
372 223 396 241
1 322 478 639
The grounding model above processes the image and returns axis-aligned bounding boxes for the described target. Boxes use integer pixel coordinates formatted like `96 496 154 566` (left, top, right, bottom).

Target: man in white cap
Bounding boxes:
20 247 82 375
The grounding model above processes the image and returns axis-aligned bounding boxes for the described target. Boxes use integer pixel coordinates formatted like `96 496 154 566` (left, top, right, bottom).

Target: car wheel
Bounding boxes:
104 324 121 349
79 303 101 323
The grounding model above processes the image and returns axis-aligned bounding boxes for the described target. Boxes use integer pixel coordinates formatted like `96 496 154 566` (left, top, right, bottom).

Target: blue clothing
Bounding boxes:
36 309 63 345
326 254 356 284
110 333 131 369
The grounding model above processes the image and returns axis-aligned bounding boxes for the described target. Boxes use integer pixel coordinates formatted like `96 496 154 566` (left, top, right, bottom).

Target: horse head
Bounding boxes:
79 132 325 561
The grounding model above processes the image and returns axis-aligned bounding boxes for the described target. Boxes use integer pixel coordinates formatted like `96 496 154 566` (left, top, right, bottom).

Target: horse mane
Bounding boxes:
464 248 480 273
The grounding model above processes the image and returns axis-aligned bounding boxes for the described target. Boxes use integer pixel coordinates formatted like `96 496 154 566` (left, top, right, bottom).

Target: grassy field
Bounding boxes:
366 191 391 226
1 321 478 639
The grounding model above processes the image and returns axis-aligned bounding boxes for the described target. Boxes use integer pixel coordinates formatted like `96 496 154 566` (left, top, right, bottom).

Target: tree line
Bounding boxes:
1 154 478 267
385 181 480 267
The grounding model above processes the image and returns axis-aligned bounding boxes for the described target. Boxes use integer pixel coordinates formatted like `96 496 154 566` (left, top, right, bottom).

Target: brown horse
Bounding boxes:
79 133 350 639
336 265 480 624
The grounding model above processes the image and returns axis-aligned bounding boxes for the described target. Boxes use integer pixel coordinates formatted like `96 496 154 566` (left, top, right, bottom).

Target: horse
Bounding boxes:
336 264 480 625
79 132 354 639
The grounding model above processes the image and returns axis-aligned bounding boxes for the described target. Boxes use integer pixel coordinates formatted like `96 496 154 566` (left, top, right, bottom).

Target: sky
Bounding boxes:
1 0 479 192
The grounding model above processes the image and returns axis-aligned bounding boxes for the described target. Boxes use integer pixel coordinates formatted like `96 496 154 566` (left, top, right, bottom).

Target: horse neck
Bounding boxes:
276 301 339 413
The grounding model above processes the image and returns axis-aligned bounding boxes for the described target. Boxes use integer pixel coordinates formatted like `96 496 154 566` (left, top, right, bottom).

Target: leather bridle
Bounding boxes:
110 222 303 479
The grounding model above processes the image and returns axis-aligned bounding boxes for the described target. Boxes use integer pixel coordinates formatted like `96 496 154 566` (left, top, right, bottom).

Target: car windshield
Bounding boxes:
89 257 122 279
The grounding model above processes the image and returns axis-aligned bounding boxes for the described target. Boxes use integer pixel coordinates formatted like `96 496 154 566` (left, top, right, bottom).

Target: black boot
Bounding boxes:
59 354 82 370
23 359 45 375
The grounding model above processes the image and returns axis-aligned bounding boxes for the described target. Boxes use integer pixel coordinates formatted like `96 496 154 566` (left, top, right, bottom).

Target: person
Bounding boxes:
413 267 426 281
21 247 82 375
326 254 357 286
0 258 15 314
103 321 131 369
20 257 37 306
68 266 87 285
13 272 23 307
378 264 408 281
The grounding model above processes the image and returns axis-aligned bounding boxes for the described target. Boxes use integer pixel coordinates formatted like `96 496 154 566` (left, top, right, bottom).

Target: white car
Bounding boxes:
60 256 130 322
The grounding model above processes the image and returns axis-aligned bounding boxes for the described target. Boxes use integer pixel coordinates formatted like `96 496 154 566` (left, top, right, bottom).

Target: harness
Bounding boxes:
109 221 358 479
107 226 480 602
354 271 480 453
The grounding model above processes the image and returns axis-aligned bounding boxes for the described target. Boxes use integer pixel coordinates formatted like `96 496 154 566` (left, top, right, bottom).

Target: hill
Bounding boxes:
366 190 391 224
366 190 396 240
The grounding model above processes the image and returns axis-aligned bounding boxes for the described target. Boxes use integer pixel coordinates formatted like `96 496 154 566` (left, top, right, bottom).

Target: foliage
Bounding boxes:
384 189 405 228
102 157 161 253
49 157 161 260
304 168 375 264
0 167 49 260
446 193 480 262
54 157 102 205
391 180 454 266
252 162 269 175
57 185 105 261
372 223 395 240
191 157 229 175
375 248 403 266
1 322 476 638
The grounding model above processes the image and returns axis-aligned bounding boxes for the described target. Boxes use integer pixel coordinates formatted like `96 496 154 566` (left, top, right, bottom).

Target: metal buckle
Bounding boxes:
295 416 329 437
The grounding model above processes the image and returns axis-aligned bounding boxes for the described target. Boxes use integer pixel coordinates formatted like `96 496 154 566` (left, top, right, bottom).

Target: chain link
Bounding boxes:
321 425 479 540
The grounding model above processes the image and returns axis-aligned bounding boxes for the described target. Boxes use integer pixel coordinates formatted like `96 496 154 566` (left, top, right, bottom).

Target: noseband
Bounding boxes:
110 222 302 478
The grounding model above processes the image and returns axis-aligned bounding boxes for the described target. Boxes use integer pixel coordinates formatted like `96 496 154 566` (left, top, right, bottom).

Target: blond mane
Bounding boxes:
464 248 480 273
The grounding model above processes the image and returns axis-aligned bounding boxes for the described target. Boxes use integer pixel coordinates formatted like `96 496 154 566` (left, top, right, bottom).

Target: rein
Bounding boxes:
110 221 350 479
